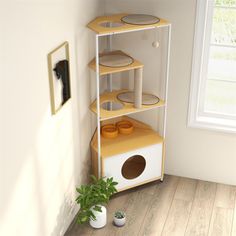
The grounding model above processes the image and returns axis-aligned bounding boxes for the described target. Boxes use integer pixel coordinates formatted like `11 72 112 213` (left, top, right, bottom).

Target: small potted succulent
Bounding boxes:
75 175 118 228
113 210 126 227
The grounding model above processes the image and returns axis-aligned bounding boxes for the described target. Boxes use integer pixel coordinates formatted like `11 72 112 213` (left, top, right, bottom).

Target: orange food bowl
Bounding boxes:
101 124 118 138
116 120 134 134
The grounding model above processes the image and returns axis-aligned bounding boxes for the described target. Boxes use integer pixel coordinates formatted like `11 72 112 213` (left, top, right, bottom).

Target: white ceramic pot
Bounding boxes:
113 216 126 227
89 205 107 229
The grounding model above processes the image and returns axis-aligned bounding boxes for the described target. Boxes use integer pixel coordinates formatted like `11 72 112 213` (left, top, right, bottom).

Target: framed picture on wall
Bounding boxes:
47 41 71 115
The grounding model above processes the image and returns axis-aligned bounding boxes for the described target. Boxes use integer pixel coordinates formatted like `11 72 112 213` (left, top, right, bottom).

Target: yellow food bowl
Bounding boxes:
101 124 118 138
116 120 134 134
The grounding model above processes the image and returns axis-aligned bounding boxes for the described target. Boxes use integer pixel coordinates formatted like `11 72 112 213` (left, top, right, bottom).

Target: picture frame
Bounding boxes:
47 41 71 115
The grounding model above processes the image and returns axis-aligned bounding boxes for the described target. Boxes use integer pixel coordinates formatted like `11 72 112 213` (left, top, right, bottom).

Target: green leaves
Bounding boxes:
90 175 97 183
93 205 102 212
114 210 125 219
75 175 118 224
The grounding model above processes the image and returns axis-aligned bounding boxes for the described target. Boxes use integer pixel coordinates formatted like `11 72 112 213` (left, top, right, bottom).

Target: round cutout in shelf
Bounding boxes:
101 101 124 111
117 91 160 105
121 14 160 25
99 21 124 28
121 155 146 180
99 54 134 68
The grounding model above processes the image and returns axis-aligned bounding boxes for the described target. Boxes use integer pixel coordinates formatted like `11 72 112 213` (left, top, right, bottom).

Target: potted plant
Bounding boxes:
113 210 126 227
75 175 118 228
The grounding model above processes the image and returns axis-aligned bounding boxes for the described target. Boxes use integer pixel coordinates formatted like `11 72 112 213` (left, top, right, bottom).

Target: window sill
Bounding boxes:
188 115 236 134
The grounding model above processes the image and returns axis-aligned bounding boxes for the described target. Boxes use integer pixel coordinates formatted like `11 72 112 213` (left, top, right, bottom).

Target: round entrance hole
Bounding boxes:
121 155 146 180
101 101 124 111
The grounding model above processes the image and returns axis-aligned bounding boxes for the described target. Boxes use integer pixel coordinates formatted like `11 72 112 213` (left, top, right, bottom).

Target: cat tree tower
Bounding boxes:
87 13 171 191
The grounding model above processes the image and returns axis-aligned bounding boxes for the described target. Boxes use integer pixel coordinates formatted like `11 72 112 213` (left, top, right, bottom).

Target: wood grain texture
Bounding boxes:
90 89 165 121
208 184 236 236
88 50 143 76
87 13 170 35
208 207 234 236
115 189 153 236
232 197 236 236
138 175 180 236
185 181 217 236
162 199 192 236
91 115 163 158
65 176 236 236
161 178 197 236
214 184 236 209
174 177 197 201
65 218 93 236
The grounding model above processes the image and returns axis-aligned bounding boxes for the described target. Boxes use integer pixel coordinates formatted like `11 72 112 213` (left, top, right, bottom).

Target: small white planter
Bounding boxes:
113 216 126 227
89 205 107 229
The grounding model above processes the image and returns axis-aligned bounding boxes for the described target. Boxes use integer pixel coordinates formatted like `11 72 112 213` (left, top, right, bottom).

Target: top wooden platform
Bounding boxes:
87 13 170 35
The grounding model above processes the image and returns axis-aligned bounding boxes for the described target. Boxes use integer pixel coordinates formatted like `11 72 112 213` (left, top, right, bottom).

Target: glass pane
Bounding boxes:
204 80 236 115
215 0 236 7
211 8 236 46
208 46 236 82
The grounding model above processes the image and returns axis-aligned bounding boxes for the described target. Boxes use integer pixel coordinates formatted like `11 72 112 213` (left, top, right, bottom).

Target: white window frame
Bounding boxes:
188 0 236 133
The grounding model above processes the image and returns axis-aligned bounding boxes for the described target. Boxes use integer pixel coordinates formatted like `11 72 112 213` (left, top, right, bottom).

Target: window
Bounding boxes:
188 0 236 133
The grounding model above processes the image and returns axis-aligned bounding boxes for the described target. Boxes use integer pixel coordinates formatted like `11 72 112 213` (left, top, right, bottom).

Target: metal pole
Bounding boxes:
107 24 113 93
95 35 101 178
161 24 171 181
163 24 171 139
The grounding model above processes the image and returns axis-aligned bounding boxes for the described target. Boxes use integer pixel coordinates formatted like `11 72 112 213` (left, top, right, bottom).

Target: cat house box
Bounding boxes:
91 116 164 192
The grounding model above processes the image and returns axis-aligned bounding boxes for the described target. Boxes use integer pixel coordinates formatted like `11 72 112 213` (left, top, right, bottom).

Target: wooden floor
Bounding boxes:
65 175 236 236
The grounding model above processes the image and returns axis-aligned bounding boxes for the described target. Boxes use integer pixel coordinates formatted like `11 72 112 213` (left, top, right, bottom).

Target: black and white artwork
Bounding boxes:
48 42 71 115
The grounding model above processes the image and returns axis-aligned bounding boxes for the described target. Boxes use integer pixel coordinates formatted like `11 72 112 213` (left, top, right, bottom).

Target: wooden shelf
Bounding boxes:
90 89 165 121
87 13 170 35
88 50 143 76
91 116 163 158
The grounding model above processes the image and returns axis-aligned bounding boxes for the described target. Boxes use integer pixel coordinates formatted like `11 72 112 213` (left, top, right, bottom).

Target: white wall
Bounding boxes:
105 0 236 185
1 1 236 235
0 0 104 235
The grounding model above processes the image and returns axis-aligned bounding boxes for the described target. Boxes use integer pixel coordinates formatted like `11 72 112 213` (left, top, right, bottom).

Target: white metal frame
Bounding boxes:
188 0 236 134
163 25 172 138
94 24 171 178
